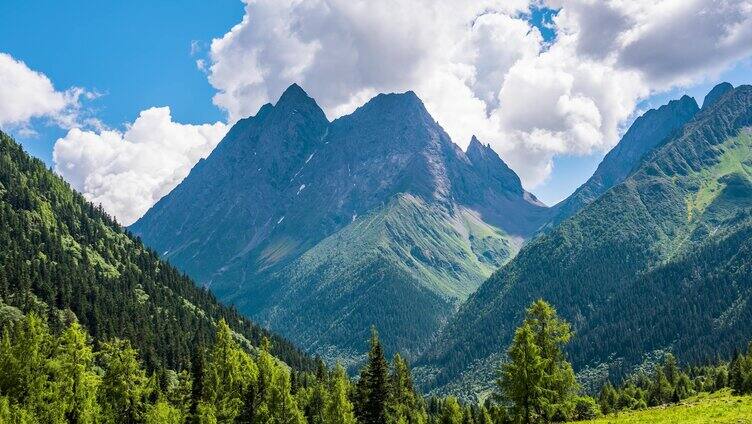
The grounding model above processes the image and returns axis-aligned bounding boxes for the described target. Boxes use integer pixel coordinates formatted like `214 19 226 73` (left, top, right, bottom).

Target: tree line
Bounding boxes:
3 297 752 423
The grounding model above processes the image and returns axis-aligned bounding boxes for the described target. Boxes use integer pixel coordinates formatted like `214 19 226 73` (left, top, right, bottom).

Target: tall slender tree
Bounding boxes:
325 364 357 424
524 299 577 418
356 327 390 424
388 353 426 423
54 323 101 423
498 323 545 424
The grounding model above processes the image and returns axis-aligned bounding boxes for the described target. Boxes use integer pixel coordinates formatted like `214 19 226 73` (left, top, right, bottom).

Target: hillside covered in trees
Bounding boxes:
419 84 752 396
0 130 314 372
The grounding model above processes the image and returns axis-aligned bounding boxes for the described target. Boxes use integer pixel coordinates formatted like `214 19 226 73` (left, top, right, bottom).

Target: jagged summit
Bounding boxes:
548 92 699 224
465 135 525 198
344 90 430 125
131 85 548 363
467 135 484 150
277 82 311 104
703 82 734 109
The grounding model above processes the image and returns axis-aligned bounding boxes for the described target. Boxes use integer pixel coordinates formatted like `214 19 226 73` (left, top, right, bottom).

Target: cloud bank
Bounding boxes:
206 0 752 187
6 0 749 224
0 52 90 132
53 107 228 225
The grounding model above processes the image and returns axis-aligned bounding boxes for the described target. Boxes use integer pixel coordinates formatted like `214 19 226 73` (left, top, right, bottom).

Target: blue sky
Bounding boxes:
0 0 241 161
1 1 751 209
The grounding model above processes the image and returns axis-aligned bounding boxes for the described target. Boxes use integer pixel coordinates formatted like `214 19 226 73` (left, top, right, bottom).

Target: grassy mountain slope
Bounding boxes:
0 130 314 372
418 85 752 397
241 193 517 365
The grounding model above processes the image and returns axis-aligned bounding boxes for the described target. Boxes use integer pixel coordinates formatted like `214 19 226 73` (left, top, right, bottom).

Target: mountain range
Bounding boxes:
131 84 548 364
130 79 752 404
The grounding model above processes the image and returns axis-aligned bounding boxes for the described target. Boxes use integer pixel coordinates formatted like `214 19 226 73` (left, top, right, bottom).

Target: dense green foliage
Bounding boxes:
0 130 314 373
2 294 751 424
419 84 752 395
596 342 752 418
0 311 501 424
497 301 580 423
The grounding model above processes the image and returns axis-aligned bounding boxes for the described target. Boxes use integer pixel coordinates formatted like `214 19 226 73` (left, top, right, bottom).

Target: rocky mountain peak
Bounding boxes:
351 90 431 123
703 82 734 110
276 83 313 106
465 136 524 196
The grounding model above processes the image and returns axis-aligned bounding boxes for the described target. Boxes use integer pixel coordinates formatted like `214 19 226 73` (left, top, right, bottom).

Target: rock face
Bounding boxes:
417 84 752 400
131 84 548 363
549 94 700 224
703 82 734 110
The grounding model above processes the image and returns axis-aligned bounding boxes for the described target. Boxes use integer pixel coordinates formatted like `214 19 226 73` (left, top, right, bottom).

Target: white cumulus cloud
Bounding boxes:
53 107 228 225
0 52 90 131
204 0 752 188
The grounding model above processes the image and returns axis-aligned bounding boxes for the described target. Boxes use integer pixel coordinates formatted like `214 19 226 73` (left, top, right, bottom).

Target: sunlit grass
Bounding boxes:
580 389 752 423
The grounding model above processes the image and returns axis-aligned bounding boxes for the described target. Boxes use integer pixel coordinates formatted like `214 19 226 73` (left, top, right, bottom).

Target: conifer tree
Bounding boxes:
523 299 577 418
648 368 672 406
190 344 206 420
54 322 101 423
439 397 463 424
324 364 357 424
253 339 305 424
498 323 545 424
202 319 257 422
356 327 390 424
388 353 426 424
98 338 149 424
597 382 617 415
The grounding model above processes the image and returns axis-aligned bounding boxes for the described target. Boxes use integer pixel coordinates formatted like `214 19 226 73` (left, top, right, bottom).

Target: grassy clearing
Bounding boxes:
580 389 752 423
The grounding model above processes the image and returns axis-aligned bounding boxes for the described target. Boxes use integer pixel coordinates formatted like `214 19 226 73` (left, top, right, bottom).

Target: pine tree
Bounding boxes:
356 327 390 424
388 353 426 424
253 339 305 424
497 300 577 423
190 343 206 421
439 397 463 424
523 299 577 418
597 382 617 415
54 322 101 423
303 376 328 424
202 320 257 422
324 364 357 424
98 338 148 424
498 323 545 424
648 368 672 406
0 313 60 421
664 354 678 382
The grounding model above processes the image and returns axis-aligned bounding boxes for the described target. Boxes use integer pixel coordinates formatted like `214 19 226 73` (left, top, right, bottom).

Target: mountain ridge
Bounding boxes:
131 84 547 363
416 83 752 399
548 93 700 225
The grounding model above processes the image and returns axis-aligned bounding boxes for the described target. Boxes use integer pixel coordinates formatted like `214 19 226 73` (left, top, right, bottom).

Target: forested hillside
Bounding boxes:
0 130 314 372
4 295 752 423
418 84 752 397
